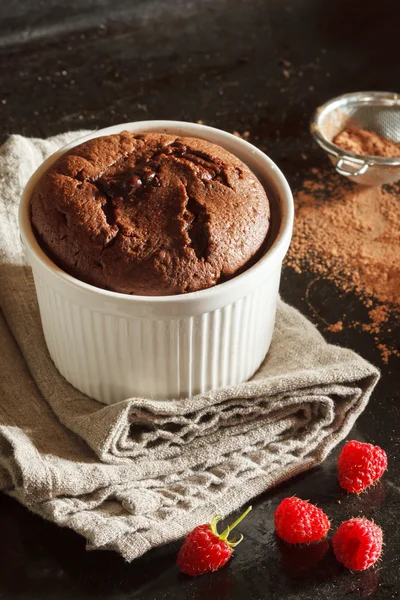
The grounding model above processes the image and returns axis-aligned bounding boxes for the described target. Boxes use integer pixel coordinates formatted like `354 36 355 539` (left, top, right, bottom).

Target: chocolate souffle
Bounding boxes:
31 132 271 295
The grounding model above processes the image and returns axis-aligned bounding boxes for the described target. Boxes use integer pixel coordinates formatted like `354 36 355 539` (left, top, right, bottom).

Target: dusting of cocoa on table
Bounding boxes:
327 321 343 333
362 306 390 334
333 128 400 158
285 169 399 362
377 343 400 363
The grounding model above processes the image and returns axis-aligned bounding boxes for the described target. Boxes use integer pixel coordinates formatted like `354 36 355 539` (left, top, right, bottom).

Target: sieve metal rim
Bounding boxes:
310 91 400 167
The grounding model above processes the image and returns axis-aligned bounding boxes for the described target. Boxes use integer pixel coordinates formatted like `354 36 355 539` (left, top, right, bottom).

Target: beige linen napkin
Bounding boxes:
0 132 379 561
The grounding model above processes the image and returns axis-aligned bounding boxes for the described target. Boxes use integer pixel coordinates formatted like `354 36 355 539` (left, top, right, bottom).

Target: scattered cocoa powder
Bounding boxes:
333 128 400 158
362 306 390 334
285 169 399 362
327 321 343 333
377 343 400 364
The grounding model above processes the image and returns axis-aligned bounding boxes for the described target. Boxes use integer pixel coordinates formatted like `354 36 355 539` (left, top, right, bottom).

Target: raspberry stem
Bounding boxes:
219 506 252 547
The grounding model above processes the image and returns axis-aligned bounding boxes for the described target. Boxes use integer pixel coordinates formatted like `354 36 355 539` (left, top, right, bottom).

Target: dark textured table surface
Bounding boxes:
0 0 399 598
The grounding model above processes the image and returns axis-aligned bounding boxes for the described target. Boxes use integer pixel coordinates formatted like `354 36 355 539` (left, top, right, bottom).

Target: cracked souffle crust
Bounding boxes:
30 132 271 296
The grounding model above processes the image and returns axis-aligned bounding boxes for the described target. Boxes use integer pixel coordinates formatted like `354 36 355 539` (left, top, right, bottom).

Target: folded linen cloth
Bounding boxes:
0 132 379 561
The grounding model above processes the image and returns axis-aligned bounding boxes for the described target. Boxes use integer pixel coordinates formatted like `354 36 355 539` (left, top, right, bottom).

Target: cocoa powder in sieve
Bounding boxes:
285 169 399 362
333 128 400 158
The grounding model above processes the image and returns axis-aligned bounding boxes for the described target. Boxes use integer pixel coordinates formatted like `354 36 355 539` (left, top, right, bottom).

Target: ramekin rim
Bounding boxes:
19 120 294 305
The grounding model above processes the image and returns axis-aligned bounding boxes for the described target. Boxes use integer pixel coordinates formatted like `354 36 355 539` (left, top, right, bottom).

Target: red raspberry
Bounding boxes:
333 518 383 570
177 506 251 576
338 440 388 494
274 497 330 544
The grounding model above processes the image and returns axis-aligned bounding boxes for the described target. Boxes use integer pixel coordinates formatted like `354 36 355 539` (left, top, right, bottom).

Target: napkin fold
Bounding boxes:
0 132 379 561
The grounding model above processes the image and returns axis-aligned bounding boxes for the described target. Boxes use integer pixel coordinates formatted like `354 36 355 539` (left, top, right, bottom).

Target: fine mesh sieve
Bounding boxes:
310 91 400 185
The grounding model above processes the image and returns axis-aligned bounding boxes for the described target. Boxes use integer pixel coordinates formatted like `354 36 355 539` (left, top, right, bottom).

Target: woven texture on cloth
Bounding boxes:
0 132 379 561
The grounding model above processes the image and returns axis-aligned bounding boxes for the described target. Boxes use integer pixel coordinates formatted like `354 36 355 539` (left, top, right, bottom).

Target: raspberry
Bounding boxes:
333 518 383 570
177 506 251 576
338 440 388 494
274 497 330 544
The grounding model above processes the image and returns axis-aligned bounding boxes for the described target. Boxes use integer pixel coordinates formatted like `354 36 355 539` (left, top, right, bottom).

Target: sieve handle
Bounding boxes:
335 157 370 177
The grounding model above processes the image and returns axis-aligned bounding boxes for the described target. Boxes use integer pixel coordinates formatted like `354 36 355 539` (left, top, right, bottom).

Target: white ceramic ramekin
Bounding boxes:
19 121 294 404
